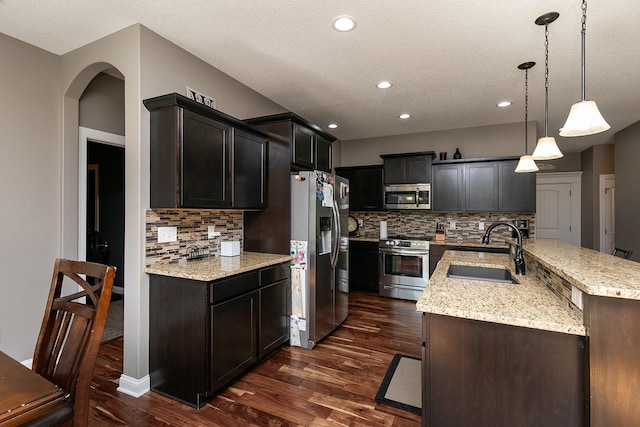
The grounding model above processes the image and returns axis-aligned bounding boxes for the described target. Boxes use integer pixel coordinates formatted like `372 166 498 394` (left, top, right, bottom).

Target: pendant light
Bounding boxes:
515 62 539 173
532 12 564 161
559 0 610 137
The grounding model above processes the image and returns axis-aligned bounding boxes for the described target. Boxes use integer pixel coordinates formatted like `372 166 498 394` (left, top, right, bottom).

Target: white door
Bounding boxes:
536 183 572 243
600 174 615 254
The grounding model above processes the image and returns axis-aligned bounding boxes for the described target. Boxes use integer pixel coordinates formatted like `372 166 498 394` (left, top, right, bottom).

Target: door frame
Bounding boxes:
599 174 615 253
78 126 125 265
536 172 582 246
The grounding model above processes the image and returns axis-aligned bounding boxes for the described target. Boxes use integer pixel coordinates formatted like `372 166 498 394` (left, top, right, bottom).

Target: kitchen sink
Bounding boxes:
446 264 518 284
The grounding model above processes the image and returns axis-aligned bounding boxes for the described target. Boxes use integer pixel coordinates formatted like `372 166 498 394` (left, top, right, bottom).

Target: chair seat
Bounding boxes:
21 400 74 427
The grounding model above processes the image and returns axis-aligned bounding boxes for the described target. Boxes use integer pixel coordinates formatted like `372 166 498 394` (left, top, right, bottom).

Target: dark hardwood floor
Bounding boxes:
89 292 422 426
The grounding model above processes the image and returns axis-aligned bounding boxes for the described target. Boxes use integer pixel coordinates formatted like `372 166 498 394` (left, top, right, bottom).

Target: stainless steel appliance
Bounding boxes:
379 237 430 300
290 171 349 349
384 183 431 210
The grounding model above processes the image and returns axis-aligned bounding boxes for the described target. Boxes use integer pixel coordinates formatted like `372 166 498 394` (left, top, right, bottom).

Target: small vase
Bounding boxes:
453 148 462 159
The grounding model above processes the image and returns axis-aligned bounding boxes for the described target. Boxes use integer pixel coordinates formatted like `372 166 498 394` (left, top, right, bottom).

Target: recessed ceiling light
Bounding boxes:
328 123 338 129
377 81 392 89
333 16 357 32
399 113 411 119
497 101 512 108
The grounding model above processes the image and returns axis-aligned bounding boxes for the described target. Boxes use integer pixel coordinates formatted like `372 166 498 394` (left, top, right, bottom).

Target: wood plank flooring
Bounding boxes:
89 292 422 426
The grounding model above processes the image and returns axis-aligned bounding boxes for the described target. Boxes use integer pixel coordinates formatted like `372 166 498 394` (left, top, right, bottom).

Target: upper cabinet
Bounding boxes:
144 93 267 209
247 113 336 172
381 152 436 184
432 157 536 213
335 165 384 211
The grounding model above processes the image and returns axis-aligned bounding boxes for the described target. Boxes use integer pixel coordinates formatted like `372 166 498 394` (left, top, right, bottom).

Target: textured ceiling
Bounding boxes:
2 0 639 153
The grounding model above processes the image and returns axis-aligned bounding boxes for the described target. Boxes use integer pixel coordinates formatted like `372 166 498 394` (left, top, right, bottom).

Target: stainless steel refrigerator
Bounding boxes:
290 171 349 349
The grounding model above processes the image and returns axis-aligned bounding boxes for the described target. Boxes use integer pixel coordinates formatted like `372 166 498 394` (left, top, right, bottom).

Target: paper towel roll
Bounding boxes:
379 221 388 239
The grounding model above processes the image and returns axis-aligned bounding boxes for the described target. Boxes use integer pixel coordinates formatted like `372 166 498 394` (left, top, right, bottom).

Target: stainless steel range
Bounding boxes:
379 236 430 301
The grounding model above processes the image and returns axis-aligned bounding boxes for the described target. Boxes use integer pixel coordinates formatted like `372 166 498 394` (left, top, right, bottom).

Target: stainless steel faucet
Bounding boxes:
482 222 525 275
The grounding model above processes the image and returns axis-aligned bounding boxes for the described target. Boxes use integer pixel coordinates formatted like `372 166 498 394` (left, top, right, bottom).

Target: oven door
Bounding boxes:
378 248 429 300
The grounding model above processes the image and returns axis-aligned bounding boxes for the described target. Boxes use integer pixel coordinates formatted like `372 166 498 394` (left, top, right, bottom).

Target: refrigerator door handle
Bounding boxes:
330 199 340 268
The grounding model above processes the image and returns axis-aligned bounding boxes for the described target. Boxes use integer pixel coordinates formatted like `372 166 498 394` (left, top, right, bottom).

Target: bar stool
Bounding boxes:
612 248 633 259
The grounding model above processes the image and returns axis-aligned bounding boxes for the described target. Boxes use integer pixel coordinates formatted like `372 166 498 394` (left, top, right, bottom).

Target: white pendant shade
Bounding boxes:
559 100 610 137
515 155 539 173
532 136 563 160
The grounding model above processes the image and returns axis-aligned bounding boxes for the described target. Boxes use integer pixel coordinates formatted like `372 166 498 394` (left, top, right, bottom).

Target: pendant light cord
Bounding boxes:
581 0 587 101
524 68 529 153
544 23 550 138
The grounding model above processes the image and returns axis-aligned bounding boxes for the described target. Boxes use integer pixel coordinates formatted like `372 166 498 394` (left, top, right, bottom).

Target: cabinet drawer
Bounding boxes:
259 262 290 286
210 271 259 304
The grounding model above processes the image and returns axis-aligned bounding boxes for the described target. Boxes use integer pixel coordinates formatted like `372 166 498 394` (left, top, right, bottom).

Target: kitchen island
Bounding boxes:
418 240 640 427
146 252 291 407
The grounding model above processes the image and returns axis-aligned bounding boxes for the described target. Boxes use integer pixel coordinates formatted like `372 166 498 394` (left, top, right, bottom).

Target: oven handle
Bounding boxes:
379 248 429 256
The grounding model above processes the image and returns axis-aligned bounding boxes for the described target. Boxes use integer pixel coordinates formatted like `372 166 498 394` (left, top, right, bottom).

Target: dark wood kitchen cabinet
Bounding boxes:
381 151 436 184
247 112 336 172
422 313 585 427
144 93 267 209
348 240 379 293
149 261 290 408
432 157 535 213
335 165 384 211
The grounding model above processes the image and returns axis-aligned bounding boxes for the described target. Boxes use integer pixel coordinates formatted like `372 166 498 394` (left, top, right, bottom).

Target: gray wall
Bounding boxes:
339 121 537 166
581 144 615 250
0 34 62 360
79 72 125 135
615 120 640 262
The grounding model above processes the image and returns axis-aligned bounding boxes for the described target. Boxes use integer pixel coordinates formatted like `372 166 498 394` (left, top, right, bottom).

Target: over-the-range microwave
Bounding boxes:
384 183 431 210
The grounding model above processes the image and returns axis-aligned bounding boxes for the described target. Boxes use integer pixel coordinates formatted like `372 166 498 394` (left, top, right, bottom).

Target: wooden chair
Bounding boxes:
25 259 116 427
612 247 633 259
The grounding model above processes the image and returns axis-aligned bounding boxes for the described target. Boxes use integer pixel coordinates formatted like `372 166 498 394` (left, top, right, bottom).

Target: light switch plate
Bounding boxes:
449 221 456 230
157 226 177 243
479 221 485 230
208 225 220 238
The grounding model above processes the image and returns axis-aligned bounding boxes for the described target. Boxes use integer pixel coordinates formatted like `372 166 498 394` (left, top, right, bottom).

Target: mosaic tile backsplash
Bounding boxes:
350 210 536 242
146 209 243 266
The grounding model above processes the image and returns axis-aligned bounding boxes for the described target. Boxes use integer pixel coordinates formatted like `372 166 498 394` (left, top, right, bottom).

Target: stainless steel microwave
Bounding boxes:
384 183 431 210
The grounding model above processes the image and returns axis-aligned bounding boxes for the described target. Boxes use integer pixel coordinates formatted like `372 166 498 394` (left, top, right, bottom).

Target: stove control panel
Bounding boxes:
381 239 429 249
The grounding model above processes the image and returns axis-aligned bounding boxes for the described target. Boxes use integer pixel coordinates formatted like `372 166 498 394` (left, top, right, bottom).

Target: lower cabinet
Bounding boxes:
150 262 290 408
349 240 379 293
422 313 585 427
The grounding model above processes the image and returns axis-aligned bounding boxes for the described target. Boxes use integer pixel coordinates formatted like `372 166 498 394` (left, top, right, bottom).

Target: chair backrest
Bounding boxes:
612 247 633 260
32 258 116 426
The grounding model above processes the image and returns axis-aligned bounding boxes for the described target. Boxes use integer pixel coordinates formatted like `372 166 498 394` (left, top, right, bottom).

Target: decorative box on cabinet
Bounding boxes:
144 93 267 209
247 112 336 172
380 151 436 184
335 165 384 211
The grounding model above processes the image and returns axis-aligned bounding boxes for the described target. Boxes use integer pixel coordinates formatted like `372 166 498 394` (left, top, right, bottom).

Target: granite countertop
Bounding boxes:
349 234 379 242
417 250 586 336
145 251 291 282
522 239 640 300
431 238 511 249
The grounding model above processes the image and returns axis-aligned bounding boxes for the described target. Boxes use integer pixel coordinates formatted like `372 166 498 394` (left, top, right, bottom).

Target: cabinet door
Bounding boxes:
432 164 464 211
465 162 499 212
292 124 314 169
182 109 232 208
349 241 379 293
259 278 290 358
383 157 406 184
335 168 359 209
358 167 384 210
315 135 332 172
499 160 536 212
233 129 266 209
406 154 432 183
210 291 257 392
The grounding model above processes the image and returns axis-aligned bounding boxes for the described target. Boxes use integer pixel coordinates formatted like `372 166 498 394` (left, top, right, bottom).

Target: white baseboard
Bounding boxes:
21 358 33 369
117 374 150 398
113 285 125 295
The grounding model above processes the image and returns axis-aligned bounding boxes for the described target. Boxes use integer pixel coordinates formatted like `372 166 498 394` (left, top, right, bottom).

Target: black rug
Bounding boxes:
375 353 421 415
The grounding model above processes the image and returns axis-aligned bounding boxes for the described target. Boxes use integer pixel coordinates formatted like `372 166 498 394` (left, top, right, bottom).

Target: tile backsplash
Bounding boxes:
146 209 243 266
350 210 536 242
